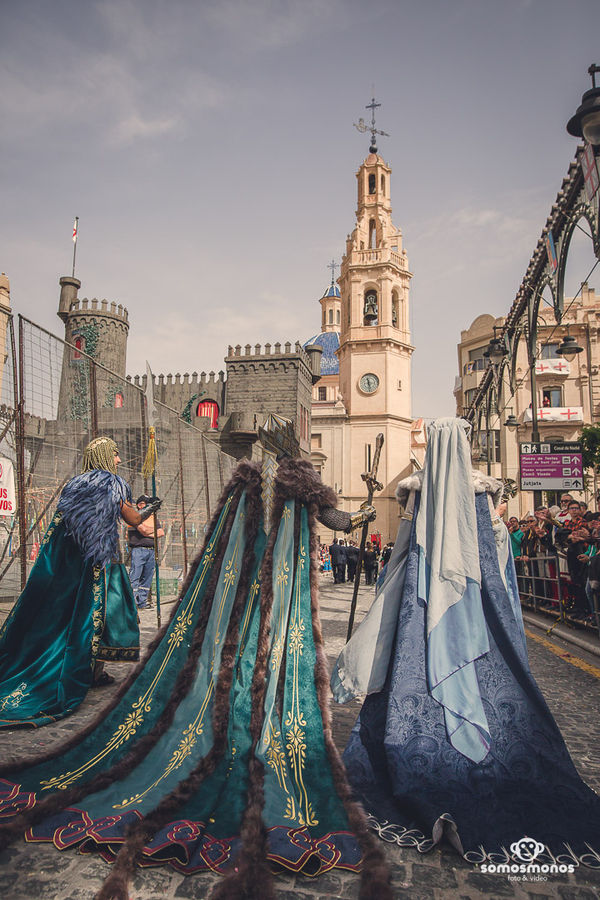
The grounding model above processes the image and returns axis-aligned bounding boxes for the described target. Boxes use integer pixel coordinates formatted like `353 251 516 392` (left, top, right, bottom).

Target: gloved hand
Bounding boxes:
360 503 376 523
138 497 162 522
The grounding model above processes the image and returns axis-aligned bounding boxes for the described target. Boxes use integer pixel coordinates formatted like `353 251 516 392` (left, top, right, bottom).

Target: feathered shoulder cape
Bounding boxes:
56 470 131 568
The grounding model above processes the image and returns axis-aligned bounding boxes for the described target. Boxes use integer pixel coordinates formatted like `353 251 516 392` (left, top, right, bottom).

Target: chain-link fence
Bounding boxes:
0 313 236 619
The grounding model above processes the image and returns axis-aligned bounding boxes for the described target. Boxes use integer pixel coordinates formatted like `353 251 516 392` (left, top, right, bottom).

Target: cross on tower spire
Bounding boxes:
327 259 339 286
354 93 390 154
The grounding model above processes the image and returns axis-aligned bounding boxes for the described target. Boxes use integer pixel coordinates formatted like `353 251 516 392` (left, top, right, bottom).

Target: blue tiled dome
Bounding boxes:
304 330 340 375
322 282 341 299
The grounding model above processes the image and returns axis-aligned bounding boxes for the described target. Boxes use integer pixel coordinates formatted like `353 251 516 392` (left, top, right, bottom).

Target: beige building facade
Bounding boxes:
307 150 421 543
454 283 600 517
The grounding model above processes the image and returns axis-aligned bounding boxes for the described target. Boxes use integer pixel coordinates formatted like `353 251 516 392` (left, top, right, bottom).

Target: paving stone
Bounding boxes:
465 871 523 895
411 861 459 888
173 872 220 899
295 871 343 893
557 888 600 900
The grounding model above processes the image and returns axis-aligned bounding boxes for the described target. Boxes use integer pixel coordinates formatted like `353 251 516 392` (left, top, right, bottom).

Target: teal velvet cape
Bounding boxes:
0 460 370 888
0 473 139 729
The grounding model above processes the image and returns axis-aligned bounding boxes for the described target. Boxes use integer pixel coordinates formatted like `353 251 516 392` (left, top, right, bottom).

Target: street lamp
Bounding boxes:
505 412 519 430
555 333 584 361
567 64 600 146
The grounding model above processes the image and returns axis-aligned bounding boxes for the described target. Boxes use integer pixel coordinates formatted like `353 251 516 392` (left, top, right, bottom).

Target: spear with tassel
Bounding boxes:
143 362 161 628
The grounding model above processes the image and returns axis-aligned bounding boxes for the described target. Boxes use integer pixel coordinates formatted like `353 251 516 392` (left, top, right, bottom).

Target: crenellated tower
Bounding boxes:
57 275 130 420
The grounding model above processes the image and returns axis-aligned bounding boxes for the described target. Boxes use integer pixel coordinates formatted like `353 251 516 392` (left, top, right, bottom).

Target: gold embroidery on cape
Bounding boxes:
0 681 28 711
284 536 317 826
41 511 62 546
40 495 233 792
90 566 106 666
112 520 242 809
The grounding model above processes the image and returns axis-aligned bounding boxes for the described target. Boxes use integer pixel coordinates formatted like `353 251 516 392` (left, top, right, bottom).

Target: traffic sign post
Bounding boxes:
520 441 584 494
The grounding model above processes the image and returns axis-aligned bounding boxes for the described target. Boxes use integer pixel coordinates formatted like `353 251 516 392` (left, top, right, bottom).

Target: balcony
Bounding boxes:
523 406 583 424
534 359 571 376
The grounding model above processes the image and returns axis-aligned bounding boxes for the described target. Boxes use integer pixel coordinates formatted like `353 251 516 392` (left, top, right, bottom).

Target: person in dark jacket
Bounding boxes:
329 538 346 584
363 542 378 586
128 494 164 609
346 541 359 581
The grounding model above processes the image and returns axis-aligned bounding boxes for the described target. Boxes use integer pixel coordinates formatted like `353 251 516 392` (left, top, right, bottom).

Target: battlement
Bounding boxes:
127 370 226 389
70 298 129 323
226 341 311 369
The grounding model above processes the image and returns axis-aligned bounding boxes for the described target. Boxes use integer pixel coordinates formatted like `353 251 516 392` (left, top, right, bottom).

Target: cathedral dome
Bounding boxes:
303 330 340 375
322 282 341 299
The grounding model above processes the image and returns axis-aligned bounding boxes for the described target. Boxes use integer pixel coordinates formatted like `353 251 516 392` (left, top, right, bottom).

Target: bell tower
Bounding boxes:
337 99 414 538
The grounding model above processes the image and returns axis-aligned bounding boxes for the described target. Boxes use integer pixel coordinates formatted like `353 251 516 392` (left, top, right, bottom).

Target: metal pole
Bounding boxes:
89 360 98 439
529 352 542 509
72 216 79 278
584 321 598 508
16 316 27 590
176 416 189 577
140 389 148 495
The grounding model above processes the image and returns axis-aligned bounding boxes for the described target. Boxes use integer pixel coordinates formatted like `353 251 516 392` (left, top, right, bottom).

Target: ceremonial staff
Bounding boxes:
142 363 162 628
346 433 384 642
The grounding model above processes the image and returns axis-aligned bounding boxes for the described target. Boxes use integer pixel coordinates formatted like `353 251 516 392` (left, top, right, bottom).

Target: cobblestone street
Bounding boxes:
1 577 600 899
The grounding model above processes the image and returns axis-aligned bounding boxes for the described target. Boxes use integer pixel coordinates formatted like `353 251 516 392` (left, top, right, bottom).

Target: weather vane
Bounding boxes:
354 93 390 154
327 259 339 285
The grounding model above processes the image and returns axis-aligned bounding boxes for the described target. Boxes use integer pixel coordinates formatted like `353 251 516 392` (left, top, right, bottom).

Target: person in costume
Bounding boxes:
332 417 600 865
0 436 161 728
0 415 392 900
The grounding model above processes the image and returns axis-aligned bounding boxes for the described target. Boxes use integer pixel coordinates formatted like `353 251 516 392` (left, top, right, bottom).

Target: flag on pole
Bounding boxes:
72 217 78 243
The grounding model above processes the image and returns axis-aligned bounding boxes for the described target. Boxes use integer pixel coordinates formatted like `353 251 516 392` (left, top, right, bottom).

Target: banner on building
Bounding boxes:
0 457 17 516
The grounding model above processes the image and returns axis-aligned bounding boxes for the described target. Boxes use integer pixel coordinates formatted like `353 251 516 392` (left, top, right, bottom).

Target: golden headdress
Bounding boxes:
81 437 118 475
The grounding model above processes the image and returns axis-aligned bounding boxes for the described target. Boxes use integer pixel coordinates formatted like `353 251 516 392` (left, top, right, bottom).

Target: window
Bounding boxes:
311 433 322 449
540 343 560 359
368 173 376 194
381 174 385 193
114 392 124 408
464 388 477 406
73 335 84 360
336 309 340 324
196 400 219 428
328 309 333 324
542 387 562 408
480 430 501 463
369 219 376 249
318 386 327 401
468 347 487 371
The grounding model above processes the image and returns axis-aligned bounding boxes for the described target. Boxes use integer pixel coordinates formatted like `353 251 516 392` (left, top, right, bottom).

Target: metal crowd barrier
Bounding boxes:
515 551 600 640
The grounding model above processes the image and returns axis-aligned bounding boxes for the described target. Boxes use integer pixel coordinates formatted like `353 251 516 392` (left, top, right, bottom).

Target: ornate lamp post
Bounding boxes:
567 65 600 146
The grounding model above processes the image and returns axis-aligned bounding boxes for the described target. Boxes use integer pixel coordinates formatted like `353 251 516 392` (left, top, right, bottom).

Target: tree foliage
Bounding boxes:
580 424 600 471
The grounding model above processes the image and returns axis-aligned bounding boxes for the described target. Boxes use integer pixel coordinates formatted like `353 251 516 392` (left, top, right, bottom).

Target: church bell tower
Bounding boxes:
337 99 414 538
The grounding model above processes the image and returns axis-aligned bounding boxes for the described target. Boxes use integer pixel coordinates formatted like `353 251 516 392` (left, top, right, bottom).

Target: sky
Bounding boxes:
2 0 600 419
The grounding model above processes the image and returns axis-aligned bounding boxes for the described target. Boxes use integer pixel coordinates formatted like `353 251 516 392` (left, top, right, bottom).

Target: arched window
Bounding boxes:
336 309 340 324
381 174 385 194
197 400 219 428
114 392 124 408
73 335 84 360
368 173 376 194
328 309 333 324
369 219 376 249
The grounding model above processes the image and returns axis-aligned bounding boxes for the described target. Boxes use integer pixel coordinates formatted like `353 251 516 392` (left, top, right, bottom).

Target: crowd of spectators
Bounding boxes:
508 492 600 621
319 538 395 587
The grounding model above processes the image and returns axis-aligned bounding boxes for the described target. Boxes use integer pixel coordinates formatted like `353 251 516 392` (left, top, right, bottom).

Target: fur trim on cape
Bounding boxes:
395 469 503 508
276 457 338 508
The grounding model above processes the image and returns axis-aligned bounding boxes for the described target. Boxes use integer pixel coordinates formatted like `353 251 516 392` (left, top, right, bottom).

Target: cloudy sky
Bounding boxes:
2 0 599 418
